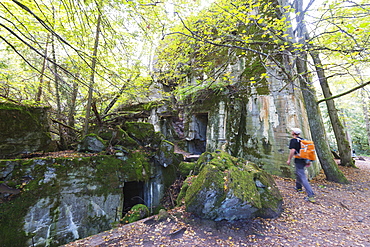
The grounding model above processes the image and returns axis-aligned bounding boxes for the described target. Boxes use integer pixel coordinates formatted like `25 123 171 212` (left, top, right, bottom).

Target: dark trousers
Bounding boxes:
295 158 315 197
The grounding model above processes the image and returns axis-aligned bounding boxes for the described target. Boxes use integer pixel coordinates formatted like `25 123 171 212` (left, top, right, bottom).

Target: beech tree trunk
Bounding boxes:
310 52 355 167
83 9 102 136
294 0 348 183
295 56 349 183
361 90 370 148
66 80 79 144
52 34 67 150
36 35 50 102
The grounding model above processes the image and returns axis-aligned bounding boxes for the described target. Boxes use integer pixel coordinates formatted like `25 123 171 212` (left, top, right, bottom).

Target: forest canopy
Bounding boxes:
0 0 369 154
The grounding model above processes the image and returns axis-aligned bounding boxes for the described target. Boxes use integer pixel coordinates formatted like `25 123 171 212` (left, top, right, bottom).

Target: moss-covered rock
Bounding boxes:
176 176 194 206
120 204 149 224
78 134 106 153
155 140 183 169
178 161 196 177
184 165 225 220
123 122 163 148
93 126 139 149
183 152 283 221
194 150 243 174
0 102 51 158
156 209 170 222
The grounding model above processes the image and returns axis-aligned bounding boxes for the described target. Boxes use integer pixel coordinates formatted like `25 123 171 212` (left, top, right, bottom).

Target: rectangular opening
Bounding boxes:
123 181 145 214
188 113 208 155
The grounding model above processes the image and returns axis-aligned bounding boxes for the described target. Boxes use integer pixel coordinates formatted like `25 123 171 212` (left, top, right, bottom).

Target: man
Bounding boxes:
286 128 316 203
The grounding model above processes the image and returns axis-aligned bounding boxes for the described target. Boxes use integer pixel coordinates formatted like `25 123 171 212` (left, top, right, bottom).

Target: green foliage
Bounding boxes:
154 0 294 102
1 0 370 152
0 0 205 136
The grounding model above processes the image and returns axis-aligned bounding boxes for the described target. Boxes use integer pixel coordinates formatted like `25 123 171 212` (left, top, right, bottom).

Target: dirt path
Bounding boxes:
64 157 370 247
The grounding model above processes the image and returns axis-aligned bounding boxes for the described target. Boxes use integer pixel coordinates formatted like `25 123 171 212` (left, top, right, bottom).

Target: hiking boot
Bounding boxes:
305 196 316 203
294 187 304 193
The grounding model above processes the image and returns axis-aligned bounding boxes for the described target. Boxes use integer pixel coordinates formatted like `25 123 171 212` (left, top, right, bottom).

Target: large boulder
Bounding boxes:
0 102 51 158
77 134 106 153
179 151 283 221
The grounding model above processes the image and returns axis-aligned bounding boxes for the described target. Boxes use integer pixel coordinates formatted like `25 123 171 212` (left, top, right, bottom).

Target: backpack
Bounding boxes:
294 138 316 161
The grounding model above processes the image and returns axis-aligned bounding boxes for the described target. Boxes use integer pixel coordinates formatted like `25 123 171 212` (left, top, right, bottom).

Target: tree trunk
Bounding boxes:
361 90 370 148
295 56 349 183
68 81 78 129
66 80 79 144
52 35 67 150
310 52 355 167
83 9 102 136
294 0 348 183
102 74 139 115
36 35 50 102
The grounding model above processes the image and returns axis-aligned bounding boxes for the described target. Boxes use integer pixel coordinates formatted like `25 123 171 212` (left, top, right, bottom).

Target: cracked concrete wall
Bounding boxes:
179 55 321 179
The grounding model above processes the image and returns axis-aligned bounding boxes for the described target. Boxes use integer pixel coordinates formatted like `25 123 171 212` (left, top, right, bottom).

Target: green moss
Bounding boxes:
0 102 24 110
83 133 106 144
194 150 242 174
123 122 163 147
120 204 149 224
151 205 166 215
0 153 154 246
184 165 225 213
96 128 115 141
119 100 166 112
178 161 196 177
0 160 46 247
161 165 178 189
123 152 150 181
254 170 283 213
0 131 182 246
176 176 192 206
181 152 282 220
0 102 50 158
227 166 261 208
280 166 293 178
0 192 35 246
94 126 138 149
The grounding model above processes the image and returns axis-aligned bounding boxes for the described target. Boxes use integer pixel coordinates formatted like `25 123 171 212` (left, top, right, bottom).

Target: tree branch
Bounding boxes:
317 80 370 104
0 23 93 90
51 118 80 133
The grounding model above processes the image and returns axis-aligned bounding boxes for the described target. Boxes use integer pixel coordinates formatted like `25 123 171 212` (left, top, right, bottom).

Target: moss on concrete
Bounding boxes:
0 102 51 158
0 153 154 247
94 126 138 149
123 122 163 148
176 176 193 206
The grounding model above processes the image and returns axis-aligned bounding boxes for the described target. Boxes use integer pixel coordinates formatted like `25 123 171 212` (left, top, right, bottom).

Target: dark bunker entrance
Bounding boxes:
123 181 145 214
188 113 208 155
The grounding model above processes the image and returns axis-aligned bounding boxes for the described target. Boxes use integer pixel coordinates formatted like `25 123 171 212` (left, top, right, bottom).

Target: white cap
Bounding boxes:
291 128 301 135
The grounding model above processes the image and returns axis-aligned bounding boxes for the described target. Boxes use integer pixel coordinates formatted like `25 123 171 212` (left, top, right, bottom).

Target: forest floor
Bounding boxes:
64 157 370 247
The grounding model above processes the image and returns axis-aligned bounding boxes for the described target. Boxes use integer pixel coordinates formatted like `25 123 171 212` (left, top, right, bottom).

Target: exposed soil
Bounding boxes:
64 157 370 247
